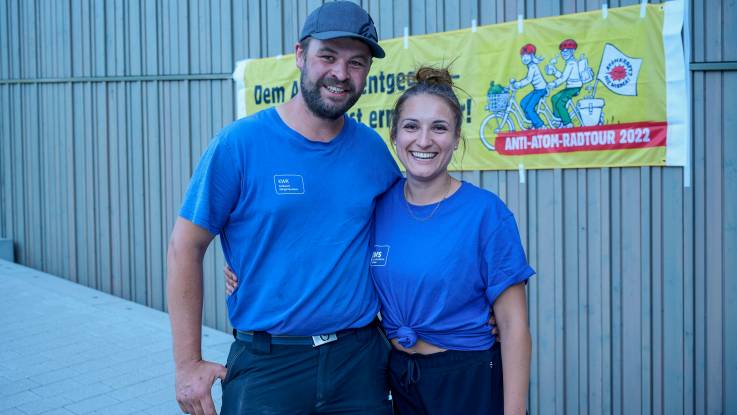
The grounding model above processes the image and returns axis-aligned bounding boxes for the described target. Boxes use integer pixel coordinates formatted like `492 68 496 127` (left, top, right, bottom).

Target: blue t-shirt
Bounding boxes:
370 179 535 351
179 108 400 335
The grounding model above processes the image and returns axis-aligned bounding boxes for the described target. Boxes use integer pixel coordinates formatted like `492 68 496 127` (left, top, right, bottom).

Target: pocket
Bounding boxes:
375 326 393 352
222 340 248 386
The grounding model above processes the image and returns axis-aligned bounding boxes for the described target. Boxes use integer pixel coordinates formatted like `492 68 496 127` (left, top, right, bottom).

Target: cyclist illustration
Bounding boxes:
511 44 547 130
478 40 604 151
546 39 584 128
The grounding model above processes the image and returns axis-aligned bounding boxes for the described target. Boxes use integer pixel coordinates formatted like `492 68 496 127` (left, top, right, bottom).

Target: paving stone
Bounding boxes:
37 409 76 415
16 394 73 415
64 394 120 414
87 398 150 415
1 408 27 415
0 390 40 411
0 377 40 397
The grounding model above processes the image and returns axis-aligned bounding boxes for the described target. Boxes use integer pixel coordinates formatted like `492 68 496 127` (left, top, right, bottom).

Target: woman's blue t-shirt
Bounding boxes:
370 179 535 351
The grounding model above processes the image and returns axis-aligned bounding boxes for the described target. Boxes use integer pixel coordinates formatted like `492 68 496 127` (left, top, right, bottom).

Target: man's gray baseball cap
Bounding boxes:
299 1 385 58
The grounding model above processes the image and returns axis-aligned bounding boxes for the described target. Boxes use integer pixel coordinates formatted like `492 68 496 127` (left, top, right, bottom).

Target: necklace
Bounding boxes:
403 176 452 222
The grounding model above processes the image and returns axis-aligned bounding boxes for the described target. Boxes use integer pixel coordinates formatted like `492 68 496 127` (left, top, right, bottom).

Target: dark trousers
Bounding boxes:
388 343 503 415
221 325 392 414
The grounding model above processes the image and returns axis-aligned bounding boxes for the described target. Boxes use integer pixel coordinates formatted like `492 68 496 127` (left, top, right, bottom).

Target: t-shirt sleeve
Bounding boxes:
178 132 241 235
483 213 535 305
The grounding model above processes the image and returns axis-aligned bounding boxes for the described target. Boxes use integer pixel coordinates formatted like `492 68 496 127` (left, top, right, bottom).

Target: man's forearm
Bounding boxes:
167 239 206 367
500 326 531 415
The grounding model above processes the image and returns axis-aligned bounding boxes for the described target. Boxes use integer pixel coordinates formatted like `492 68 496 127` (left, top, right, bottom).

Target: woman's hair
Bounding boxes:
389 66 463 141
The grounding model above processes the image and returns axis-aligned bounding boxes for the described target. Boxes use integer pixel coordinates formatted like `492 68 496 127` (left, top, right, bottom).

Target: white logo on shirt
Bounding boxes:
273 174 305 195
371 245 390 267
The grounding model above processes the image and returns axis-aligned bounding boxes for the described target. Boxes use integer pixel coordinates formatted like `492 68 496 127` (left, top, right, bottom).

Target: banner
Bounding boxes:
233 1 687 171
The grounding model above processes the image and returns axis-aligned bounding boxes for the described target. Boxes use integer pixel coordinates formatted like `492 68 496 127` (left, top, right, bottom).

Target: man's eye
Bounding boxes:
349 60 365 68
320 55 335 62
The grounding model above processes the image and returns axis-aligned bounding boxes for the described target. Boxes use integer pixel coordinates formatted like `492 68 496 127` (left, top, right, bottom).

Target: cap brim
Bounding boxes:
310 31 385 58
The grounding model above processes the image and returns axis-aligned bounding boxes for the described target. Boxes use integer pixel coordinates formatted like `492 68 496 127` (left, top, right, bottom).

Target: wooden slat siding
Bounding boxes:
693 67 706 415
247 1 261 59
535 170 551 414
622 167 642 415
639 167 652 415
374 0 390 34
146 80 165 309
586 168 604 414
704 70 724 415
0 0 6 242
665 166 687 414
257 0 266 56
610 167 622 415
562 168 580 415
724 70 737 415
574 169 587 415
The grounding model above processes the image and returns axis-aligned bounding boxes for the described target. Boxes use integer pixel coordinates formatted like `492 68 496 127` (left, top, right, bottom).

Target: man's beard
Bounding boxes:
300 70 361 120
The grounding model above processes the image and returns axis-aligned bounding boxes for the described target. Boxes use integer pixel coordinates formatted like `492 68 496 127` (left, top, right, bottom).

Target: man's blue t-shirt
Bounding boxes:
371 179 535 350
179 108 400 335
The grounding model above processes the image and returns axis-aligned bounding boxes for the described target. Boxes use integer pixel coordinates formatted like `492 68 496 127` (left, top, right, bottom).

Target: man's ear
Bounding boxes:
295 41 308 70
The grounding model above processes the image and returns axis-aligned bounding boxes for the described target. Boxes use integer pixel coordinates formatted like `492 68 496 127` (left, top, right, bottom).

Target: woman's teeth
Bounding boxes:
410 151 437 160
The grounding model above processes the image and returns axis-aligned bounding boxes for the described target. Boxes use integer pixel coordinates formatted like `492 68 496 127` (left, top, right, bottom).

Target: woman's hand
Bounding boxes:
488 310 501 341
224 265 239 296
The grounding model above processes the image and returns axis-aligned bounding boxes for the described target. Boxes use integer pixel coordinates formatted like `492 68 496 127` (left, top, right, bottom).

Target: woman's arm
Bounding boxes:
493 282 531 415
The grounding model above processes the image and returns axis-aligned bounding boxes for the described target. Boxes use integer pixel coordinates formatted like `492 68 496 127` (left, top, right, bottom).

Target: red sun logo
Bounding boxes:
608 65 628 81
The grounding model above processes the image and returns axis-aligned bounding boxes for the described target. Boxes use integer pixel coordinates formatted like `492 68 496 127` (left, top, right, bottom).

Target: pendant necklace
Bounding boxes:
403 176 452 222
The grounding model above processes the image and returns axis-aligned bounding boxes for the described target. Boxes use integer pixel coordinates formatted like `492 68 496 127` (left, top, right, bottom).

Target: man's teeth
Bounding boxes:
325 85 345 93
410 151 437 160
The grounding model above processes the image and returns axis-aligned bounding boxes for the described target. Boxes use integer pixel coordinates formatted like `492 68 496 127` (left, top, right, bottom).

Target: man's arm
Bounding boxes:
493 282 531 415
167 218 226 415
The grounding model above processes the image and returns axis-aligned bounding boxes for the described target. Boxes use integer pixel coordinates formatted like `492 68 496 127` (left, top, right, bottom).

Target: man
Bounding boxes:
546 38 583 128
167 2 400 414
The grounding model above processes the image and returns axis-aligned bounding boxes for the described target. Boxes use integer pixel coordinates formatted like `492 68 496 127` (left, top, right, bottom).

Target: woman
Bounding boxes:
226 67 533 415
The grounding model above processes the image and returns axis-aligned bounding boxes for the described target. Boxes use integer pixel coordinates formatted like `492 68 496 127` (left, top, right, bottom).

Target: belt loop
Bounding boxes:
252 331 271 354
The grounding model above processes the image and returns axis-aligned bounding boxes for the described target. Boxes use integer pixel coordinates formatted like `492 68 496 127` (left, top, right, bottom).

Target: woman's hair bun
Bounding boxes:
413 66 454 88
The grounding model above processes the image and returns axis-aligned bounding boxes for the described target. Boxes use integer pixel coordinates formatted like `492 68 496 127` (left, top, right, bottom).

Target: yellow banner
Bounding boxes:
235 2 686 171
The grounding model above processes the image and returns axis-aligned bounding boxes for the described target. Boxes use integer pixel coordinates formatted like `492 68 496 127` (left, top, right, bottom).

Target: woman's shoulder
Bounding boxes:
459 181 505 205
458 181 514 223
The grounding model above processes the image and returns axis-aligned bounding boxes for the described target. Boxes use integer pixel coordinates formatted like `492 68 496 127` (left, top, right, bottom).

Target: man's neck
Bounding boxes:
276 95 345 142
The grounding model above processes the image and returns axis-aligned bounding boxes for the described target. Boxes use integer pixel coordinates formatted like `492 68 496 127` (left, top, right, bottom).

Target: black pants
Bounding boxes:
221 325 392 414
388 343 503 415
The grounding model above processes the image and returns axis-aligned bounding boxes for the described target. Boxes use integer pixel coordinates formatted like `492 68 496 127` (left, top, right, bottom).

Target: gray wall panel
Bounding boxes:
1 1 735 414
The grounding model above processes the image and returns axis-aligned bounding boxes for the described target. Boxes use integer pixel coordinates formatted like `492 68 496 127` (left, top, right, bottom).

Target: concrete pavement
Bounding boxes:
0 259 231 414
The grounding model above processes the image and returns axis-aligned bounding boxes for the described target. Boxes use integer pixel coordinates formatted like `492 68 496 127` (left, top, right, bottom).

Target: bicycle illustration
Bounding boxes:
479 83 605 151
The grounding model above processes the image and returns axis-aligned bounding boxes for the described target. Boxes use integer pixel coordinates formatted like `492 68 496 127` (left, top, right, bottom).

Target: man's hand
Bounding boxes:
175 360 227 415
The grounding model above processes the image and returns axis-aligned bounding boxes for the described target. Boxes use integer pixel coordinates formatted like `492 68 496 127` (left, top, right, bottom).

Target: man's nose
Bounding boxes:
330 62 349 81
